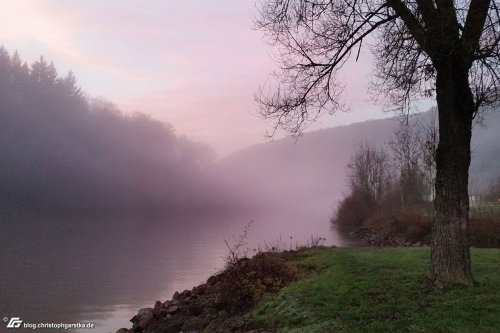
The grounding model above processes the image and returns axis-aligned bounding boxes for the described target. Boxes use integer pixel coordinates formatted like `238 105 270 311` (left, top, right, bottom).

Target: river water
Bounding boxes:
0 201 341 332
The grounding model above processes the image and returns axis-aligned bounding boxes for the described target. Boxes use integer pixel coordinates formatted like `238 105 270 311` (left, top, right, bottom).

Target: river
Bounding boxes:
0 201 341 332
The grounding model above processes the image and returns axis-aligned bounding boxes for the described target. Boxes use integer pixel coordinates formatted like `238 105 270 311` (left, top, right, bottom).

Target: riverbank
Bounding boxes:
117 249 300 333
118 247 500 333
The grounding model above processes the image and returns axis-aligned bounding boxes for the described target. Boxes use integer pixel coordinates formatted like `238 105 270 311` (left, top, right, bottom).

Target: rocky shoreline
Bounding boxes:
116 252 298 333
116 287 272 333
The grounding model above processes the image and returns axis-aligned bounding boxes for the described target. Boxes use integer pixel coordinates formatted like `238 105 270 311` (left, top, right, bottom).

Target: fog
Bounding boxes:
0 48 345 330
211 107 500 216
2 46 498 227
212 117 398 210
1 47 499 331
0 46 348 219
0 48 221 216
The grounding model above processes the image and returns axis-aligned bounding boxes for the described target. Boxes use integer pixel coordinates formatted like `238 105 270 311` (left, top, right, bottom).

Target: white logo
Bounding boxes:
6 317 22 328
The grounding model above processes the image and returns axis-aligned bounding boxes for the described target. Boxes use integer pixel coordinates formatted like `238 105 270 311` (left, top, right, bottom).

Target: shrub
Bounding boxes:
331 191 375 235
209 252 299 313
470 217 500 248
365 205 432 242
344 202 499 247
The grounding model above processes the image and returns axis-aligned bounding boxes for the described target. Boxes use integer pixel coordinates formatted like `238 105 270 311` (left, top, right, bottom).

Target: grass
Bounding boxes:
470 202 500 218
252 247 500 333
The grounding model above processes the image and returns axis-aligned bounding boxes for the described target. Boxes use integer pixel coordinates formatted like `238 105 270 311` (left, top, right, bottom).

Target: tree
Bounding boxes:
255 0 500 284
332 142 392 235
57 71 83 99
348 142 392 203
389 118 427 206
30 56 57 86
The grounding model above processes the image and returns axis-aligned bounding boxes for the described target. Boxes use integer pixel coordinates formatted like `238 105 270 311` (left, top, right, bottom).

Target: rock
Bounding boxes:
122 252 297 333
180 289 191 298
186 302 204 316
116 329 129 333
207 275 218 285
153 300 167 318
191 284 207 296
180 316 211 331
130 307 154 332
149 314 184 333
167 304 180 314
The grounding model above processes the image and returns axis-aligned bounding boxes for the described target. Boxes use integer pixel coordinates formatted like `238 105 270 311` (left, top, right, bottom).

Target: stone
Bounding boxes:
207 275 217 285
180 289 191 297
192 284 207 296
180 316 211 332
130 307 154 332
153 300 167 318
167 304 180 314
186 302 204 316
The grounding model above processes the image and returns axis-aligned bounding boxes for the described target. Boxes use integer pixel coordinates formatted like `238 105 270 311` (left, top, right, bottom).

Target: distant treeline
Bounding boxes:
0 47 215 215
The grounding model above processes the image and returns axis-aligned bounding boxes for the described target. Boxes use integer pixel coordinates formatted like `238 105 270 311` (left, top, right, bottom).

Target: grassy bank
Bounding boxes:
253 247 500 333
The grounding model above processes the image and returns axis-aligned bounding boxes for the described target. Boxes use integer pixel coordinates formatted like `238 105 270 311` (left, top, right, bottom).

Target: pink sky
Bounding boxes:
0 1 430 157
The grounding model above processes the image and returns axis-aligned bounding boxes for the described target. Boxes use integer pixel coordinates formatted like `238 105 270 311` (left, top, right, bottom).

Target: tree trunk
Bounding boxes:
431 61 474 285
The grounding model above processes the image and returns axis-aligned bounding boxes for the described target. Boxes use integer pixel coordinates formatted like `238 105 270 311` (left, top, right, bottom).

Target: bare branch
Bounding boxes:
387 0 427 51
463 0 493 57
255 0 500 134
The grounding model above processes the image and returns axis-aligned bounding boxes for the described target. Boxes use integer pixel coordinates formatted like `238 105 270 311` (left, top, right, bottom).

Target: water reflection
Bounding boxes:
1 203 340 332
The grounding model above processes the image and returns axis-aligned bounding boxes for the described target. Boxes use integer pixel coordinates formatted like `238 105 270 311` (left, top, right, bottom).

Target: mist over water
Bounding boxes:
0 48 346 332
1 203 340 332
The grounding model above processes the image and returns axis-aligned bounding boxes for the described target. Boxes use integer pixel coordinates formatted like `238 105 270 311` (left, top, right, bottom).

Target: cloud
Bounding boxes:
0 1 152 93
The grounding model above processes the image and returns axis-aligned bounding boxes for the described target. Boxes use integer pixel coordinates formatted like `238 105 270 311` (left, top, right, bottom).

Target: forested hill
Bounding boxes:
2 47 497 216
0 47 214 216
214 109 500 209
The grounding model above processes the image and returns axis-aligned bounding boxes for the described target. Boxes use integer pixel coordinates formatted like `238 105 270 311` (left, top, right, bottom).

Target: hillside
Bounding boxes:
214 109 500 210
0 48 215 215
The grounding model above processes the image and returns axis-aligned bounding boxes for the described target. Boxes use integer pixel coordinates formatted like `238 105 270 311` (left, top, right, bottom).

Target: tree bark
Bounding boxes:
431 60 474 285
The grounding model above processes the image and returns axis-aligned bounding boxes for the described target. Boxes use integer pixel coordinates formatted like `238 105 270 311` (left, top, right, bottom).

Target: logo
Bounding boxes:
6 317 22 328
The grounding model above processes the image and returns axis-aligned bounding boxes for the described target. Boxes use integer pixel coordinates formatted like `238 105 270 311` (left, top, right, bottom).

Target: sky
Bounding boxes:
0 0 431 157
